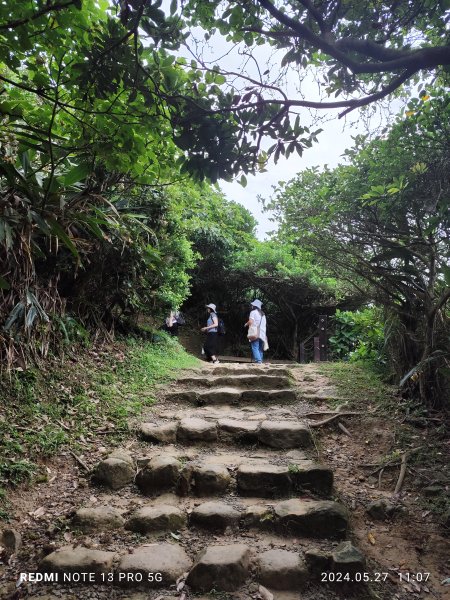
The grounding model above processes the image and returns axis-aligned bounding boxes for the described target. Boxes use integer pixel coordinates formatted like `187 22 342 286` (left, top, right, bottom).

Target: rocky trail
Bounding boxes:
1 363 448 600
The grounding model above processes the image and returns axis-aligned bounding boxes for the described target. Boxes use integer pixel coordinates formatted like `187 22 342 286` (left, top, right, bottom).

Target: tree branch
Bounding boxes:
335 37 411 61
256 0 450 76
0 0 76 30
297 0 326 32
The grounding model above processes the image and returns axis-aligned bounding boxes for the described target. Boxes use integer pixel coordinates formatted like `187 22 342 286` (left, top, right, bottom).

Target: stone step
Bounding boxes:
166 386 297 405
194 366 293 377
92 449 332 497
130 455 332 498
177 374 293 389
40 538 363 591
139 417 312 448
236 461 333 497
71 498 347 540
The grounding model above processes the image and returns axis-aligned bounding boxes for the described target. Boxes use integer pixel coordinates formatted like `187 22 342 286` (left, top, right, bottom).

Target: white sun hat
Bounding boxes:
205 303 217 311
251 299 262 309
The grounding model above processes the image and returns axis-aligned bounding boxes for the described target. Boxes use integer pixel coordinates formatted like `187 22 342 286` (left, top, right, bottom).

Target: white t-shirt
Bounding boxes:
249 309 267 342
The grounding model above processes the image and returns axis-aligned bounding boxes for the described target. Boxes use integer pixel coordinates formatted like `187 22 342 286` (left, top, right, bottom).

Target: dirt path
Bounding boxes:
1 363 448 600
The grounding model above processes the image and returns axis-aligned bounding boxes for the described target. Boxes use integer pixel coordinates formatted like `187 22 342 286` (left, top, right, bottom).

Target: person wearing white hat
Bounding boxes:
244 299 268 364
201 303 220 363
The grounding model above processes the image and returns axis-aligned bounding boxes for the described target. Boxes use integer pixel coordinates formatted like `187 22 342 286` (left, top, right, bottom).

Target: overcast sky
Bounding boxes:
220 116 362 239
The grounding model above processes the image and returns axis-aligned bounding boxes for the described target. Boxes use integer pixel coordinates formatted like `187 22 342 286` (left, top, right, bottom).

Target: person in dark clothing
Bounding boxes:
201 303 219 363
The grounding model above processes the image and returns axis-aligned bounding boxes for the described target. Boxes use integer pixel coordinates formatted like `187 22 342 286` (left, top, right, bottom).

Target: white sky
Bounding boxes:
220 115 363 239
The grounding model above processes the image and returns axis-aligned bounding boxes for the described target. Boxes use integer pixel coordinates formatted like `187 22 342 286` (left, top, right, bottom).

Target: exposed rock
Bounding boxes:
241 389 297 403
190 501 241 531
0 528 22 554
258 421 312 449
274 499 348 538
40 546 116 582
366 499 398 521
331 541 365 576
258 585 274 600
176 464 194 496
218 418 259 443
139 422 177 444
192 464 230 496
242 505 274 528
179 374 292 389
92 457 135 490
285 449 308 460
196 388 242 405
237 464 292 497
117 543 192 587
135 456 181 496
257 549 308 590
166 390 198 403
187 544 251 591
109 449 134 465
305 549 332 575
72 507 125 532
125 505 186 533
289 460 334 496
177 417 217 443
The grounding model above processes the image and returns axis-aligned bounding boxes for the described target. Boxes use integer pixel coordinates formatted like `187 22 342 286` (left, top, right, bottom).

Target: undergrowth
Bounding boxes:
0 332 199 519
316 361 396 411
318 361 449 524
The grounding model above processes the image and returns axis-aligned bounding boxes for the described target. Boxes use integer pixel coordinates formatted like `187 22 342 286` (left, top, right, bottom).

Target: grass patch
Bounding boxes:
0 332 199 518
316 361 396 411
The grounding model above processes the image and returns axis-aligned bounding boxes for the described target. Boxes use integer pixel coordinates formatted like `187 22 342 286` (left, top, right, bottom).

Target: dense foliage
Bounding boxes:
267 90 450 406
185 0 450 139
185 237 361 358
329 308 385 365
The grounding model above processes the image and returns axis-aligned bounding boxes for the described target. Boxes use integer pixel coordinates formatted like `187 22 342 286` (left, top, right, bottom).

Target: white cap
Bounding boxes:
251 299 262 309
206 303 216 311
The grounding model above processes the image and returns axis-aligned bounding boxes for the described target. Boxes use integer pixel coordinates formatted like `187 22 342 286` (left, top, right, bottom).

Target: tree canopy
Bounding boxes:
2 1 449 180
266 89 450 406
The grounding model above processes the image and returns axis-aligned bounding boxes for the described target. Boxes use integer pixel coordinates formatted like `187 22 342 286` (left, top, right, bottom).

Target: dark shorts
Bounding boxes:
204 332 218 359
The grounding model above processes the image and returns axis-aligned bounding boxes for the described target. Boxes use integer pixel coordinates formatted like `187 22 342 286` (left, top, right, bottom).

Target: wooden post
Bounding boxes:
298 342 305 363
319 314 327 361
313 337 320 361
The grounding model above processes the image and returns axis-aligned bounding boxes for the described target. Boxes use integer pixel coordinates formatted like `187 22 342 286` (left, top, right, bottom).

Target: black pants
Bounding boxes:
204 332 218 360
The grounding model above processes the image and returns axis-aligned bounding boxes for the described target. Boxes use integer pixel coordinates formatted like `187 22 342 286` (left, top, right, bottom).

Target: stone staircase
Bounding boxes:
39 363 365 596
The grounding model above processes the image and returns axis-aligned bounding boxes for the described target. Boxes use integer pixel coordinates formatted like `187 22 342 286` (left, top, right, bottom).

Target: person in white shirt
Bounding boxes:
244 299 268 364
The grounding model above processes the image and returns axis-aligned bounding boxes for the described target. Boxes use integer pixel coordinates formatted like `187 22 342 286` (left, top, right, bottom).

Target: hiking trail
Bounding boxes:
2 362 447 600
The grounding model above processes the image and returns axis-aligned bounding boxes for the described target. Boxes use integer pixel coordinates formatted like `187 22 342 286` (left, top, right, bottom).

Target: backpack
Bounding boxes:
217 317 226 335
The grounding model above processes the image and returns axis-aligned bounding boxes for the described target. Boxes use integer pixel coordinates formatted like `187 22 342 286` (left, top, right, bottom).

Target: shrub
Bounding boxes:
329 308 385 365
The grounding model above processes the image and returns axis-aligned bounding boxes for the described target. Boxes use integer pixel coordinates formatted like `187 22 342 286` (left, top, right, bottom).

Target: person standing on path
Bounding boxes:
244 299 268 364
201 303 220 363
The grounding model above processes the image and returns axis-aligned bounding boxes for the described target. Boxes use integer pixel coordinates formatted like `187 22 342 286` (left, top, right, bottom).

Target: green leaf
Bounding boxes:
30 210 51 235
47 217 79 260
60 163 90 187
